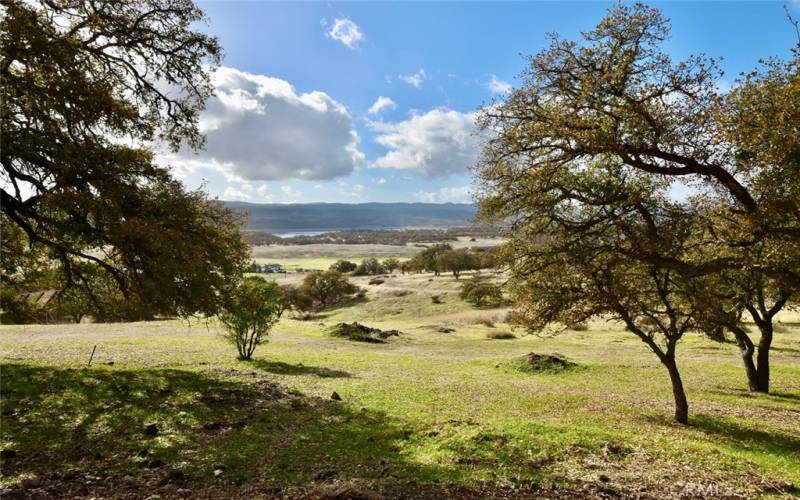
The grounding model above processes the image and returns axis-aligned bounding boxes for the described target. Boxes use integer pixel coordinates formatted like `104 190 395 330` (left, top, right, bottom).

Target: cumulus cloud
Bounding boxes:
413 186 473 203
488 75 511 94
368 96 397 115
399 69 427 88
325 17 364 49
168 66 364 182
369 108 479 178
353 183 365 193
375 177 387 185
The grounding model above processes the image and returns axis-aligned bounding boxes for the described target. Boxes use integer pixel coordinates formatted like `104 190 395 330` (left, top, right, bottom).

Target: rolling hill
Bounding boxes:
224 202 478 233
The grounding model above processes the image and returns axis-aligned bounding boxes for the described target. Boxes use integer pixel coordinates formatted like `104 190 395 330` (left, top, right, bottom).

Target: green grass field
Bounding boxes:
1 270 799 498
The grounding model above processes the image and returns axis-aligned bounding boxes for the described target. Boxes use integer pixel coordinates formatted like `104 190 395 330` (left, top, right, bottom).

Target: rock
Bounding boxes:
105 361 114 365
330 391 342 401
213 469 224 478
1 449 17 459
144 423 159 437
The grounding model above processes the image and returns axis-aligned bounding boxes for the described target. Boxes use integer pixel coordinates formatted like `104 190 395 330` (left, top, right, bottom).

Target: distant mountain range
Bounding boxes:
224 202 478 233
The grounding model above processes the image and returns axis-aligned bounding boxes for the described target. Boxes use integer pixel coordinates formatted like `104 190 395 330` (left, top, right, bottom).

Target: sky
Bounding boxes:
162 1 800 204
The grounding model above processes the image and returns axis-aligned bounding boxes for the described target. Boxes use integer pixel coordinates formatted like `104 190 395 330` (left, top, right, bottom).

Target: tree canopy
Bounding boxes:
1 0 248 320
475 3 799 405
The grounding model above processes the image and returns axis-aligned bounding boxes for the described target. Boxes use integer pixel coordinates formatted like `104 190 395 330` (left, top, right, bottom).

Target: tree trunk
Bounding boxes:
754 324 773 393
663 357 689 424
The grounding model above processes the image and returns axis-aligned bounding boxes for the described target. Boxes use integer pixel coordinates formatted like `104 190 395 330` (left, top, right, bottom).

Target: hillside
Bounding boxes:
224 202 477 232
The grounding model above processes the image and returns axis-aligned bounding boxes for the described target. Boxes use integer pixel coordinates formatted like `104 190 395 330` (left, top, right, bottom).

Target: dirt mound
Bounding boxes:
512 353 578 372
328 322 401 343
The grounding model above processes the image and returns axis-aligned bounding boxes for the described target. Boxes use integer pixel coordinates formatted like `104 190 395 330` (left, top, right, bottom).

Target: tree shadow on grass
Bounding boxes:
246 359 351 378
690 414 800 464
0 363 551 498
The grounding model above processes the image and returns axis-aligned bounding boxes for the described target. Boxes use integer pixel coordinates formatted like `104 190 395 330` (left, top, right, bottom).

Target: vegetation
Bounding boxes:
475 3 799 414
460 276 504 308
353 258 387 276
329 260 358 273
1 264 799 497
382 258 401 274
282 271 360 313
219 278 285 360
0 0 248 321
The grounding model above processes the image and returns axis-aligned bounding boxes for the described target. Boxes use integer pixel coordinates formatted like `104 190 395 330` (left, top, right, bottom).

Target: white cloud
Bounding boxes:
488 75 511 94
413 186 473 204
326 18 363 49
222 186 252 202
369 108 479 178
280 185 303 201
353 183 365 193
368 96 397 115
166 66 364 182
375 177 386 185
399 69 427 88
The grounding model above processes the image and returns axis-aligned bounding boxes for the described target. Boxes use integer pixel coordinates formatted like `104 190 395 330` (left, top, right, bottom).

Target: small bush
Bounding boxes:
219 277 285 360
329 260 357 273
353 258 387 276
460 277 504 307
486 331 516 340
431 294 443 304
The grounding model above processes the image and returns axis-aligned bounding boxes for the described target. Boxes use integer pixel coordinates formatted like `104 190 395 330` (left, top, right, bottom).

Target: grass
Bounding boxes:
1 270 799 497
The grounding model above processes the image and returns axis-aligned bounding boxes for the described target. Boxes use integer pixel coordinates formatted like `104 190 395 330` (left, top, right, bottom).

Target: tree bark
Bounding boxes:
754 324 773 393
663 356 689 424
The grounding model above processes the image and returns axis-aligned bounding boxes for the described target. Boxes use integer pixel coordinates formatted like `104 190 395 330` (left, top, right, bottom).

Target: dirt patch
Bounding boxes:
328 322 401 343
511 353 578 372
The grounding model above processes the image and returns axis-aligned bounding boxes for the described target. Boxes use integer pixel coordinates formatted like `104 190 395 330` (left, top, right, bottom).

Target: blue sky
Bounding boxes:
165 1 799 204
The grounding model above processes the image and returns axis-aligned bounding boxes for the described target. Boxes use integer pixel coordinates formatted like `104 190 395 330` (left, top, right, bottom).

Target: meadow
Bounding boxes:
1 250 799 498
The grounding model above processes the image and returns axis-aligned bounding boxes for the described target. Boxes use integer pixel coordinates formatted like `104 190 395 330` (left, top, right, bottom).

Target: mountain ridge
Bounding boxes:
223 201 478 232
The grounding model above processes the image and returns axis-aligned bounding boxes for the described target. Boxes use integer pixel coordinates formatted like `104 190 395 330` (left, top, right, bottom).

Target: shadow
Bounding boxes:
709 388 800 403
246 359 351 378
0 363 560 498
690 414 800 466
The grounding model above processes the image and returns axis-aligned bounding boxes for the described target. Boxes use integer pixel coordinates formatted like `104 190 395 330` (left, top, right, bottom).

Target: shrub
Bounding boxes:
284 271 360 312
382 258 401 274
486 331 516 340
329 260 357 273
219 277 285 360
353 258 386 276
431 295 444 304
460 277 504 307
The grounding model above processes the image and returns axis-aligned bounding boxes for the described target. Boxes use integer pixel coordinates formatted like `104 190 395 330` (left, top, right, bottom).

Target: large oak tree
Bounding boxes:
475 3 798 393
1 0 248 320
